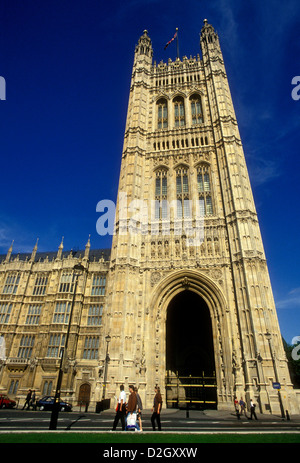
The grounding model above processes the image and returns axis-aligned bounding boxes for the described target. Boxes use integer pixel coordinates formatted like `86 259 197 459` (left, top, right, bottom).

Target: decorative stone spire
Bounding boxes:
30 238 39 262
5 240 14 263
134 29 153 66
83 234 91 260
56 236 64 260
200 18 219 46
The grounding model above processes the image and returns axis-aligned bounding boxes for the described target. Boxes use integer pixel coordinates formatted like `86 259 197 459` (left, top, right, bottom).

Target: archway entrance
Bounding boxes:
166 290 217 409
78 383 91 409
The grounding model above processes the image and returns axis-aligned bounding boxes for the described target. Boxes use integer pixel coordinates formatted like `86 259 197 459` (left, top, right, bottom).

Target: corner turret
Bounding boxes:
134 30 153 67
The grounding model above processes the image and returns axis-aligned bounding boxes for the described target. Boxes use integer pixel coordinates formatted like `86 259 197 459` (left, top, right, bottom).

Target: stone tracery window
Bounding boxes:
155 169 168 219
2 273 20 294
83 336 99 360
157 98 168 129
175 166 190 217
33 274 48 295
190 93 203 125
173 96 185 127
197 163 213 215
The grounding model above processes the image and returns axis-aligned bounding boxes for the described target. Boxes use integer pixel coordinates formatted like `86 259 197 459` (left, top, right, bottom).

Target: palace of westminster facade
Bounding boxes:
0 20 299 414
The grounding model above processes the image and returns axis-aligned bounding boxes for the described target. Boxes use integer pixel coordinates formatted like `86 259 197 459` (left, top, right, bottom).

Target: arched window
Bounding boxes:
175 166 190 217
197 164 213 215
173 96 185 127
155 169 168 219
190 94 203 125
83 336 99 360
42 380 53 396
9 380 19 395
157 98 168 129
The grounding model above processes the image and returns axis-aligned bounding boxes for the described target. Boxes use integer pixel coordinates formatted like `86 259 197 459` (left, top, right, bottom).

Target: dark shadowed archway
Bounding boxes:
166 290 217 408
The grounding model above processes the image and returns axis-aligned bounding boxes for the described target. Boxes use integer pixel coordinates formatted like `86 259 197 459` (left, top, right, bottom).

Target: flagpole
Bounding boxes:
176 27 179 59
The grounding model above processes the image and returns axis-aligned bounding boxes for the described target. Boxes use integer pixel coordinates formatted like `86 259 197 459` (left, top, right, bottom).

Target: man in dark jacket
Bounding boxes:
151 386 162 431
22 389 32 410
126 385 137 430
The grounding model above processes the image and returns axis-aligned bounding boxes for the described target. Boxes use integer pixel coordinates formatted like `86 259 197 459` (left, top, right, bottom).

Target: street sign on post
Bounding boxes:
273 382 281 390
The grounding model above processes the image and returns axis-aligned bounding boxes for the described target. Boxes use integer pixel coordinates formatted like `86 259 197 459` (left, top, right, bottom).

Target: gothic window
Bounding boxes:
190 94 203 125
9 380 19 395
176 166 190 217
173 96 185 127
33 275 48 295
83 336 99 360
47 333 65 358
157 98 168 129
42 381 53 396
18 335 35 359
0 303 12 323
88 305 103 326
155 169 168 219
53 302 71 324
91 275 106 295
2 273 20 294
197 164 213 215
59 273 75 293
26 304 42 325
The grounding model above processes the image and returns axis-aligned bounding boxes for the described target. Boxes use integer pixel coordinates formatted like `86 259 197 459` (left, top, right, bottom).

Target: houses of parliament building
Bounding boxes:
0 20 299 414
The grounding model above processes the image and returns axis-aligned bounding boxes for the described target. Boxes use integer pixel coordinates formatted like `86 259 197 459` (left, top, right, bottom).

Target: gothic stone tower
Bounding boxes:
104 21 299 414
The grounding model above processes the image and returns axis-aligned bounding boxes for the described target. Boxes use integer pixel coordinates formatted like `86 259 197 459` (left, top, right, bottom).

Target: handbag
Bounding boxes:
126 412 137 430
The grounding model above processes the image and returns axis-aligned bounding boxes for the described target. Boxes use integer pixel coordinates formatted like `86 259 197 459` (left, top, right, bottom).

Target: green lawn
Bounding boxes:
0 432 299 443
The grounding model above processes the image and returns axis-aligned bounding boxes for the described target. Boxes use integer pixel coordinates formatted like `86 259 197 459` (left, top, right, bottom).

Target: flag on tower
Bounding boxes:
164 31 177 50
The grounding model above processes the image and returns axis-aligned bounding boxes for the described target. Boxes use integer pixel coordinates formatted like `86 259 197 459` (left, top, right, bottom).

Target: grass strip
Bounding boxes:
0 432 299 444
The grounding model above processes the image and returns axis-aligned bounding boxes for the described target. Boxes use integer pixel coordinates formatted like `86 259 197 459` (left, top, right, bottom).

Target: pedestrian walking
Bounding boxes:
22 389 32 410
126 385 137 430
234 396 240 420
112 385 126 431
151 385 162 431
135 386 143 431
249 399 258 420
30 390 36 410
239 397 248 418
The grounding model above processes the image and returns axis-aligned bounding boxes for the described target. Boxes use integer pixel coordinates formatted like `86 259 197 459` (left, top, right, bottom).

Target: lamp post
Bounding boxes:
265 330 285 418
102 334 111 400
49 263 85 430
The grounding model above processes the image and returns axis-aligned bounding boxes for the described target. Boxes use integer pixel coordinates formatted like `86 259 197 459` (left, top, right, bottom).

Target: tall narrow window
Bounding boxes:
33 275 48 295
176 167 190 217
26 304 42 325
157 98 168 129
9 380 19 395
53 302 71 324
197 164 213 215
155 169 168 219
18 335 35 359
42 381 53 396
190 94 203 125
59 273 75 293
88 305 103 326
83 336 99 360
0 303 12 323
91 275 106 296
2 273 20 294
173 96 185 127
47 334 65 358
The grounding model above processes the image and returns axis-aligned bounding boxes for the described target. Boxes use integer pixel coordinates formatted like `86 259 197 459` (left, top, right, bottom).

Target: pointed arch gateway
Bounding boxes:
149 270 233 410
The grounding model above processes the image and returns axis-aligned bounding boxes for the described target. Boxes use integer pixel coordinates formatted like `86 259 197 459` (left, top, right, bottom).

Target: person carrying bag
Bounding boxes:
126 385 137 431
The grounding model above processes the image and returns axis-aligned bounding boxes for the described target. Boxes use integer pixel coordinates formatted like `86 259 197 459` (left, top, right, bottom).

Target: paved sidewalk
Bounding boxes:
93 407 300 422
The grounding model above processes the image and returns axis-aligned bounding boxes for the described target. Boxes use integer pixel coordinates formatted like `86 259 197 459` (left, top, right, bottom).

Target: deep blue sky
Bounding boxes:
0 0 299 343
